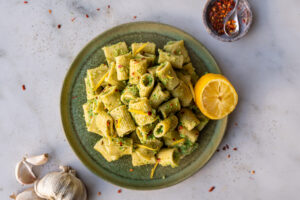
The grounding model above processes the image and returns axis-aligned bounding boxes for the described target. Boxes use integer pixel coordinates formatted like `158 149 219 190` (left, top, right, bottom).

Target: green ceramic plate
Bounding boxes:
61 22 227 190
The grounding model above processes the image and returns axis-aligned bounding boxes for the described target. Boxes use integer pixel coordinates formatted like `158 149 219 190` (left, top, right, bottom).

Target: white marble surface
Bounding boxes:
1 0 300 199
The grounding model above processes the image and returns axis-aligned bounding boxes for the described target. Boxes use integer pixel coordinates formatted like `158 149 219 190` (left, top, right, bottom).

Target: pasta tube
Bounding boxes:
149 83 170 108
110 105 136 137
158 49 184 69
163 40 190 63
156 61 180 90
157 148 180 168
171 80 193 107
153 115 178 138
178 108 200 131
120 85 139 105
158 98 181 118
138 73 155 97
115 52 131 81
129 59 148 84
99 86 122 111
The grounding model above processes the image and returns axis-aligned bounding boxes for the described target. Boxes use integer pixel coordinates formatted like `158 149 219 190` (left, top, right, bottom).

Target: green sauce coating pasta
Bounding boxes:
158 98 181 118
158 49 184 69
178 108 200 131
100 86 122 111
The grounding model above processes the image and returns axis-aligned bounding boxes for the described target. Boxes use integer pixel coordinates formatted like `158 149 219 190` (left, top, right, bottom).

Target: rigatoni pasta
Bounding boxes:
83 40 210 177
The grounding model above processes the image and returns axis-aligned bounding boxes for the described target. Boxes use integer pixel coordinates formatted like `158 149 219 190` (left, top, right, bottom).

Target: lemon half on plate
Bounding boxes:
194 73 238 120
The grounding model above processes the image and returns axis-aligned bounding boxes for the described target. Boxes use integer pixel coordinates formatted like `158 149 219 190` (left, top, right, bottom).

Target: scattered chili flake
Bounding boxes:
96 8 100 11
157 158 161 162
129 168 133 172
24 1 28 4
234 122 238 126
117 189 122 193
226 144 229 149
71 17 76 22
119 142 123 146
170 104 173 107
222 146 226 151
22 84 26 91
108 5 111 8
242 18 246 24
133 16 137 19
106 121 110 127
216 149 220 152
233 147 238 151
86 14 89 18
227 154 231 158
57 24 61 29
209 186 215 192
118 65 123 68
141 58 146 60
251 170 255 174
147 111 152 116
97 192 101 196
115 89 118 92
72 96 78 99
132 72 135 75
208 0 236 35
172 138 176 141
48 9 52 14
178 126 183 130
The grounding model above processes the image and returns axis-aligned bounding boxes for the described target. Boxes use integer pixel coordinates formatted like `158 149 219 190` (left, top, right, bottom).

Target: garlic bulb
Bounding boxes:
11 188 44 200
34 166 87 200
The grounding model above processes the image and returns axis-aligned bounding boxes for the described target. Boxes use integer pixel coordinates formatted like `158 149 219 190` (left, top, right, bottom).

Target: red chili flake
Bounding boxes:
216 149 220 152
178 126 183 130
72 96 78 99
118 65 123 68
133 16 137 19
57 24 61 29
96 8 100 11
119 142 123 146
222 146 226 151
71 17 76 22
117 189 122 193
132 72 135 75
97 192 101 196
147 111 152 116
227 154 231 158
48 9 52 14
172 138 176 141
22 84 26 91
242 18 246 24
129 168 133 172
86 14 89 18
24 1 28 4
251 170 255 174
234 122 238 126
108 5 111 8
157 158 161 162
115 89 118 92
233 147 238 151
226 144 229 149
209 186 215 192
170 104 173 107
106 121 110 126
141 58 146 60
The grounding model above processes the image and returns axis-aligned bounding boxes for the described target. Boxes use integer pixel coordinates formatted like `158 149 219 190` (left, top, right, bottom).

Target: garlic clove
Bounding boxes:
12 188 44 200
25 154 49 166
15 160 37 185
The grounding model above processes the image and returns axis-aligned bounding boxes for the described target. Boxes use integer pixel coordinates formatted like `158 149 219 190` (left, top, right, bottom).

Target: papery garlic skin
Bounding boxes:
34 166 87 200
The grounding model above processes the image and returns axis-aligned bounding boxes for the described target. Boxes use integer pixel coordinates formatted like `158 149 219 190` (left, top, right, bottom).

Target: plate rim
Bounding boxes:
60 21 228 190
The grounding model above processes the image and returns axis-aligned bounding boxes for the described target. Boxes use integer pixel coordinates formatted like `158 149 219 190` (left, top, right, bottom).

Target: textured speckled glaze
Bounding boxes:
60 22 227 190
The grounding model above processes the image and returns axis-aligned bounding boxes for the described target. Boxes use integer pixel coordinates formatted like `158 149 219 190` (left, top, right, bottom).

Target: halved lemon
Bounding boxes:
194 73 238 120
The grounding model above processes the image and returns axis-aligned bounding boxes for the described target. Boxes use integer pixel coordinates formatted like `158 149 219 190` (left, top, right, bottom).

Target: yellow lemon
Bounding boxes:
194 73 238 120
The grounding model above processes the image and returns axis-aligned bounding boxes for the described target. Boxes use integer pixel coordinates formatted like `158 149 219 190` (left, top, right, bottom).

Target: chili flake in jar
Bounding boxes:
208 0 236 35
